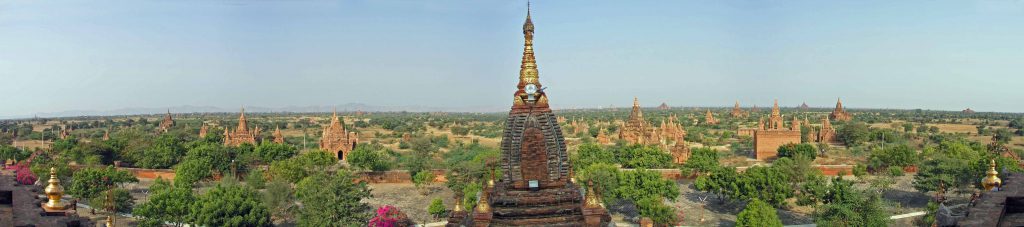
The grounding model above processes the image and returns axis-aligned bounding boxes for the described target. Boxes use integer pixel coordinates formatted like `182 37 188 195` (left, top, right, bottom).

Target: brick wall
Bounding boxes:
754 130 801 160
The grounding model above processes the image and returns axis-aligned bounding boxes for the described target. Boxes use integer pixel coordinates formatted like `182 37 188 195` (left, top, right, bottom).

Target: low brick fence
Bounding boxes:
69 164 176 180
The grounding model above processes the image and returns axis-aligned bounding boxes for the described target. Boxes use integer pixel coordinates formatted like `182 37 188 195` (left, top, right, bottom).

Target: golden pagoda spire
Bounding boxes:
43 167 66 210
982 159 1002 191
453 197 464 212
475 186 491 213
772 99 781 117
517 0 538 92
584 181 604 208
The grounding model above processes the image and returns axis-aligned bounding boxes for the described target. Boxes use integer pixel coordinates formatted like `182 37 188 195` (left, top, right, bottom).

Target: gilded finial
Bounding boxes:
982 159 1002 191
584 181 604 208
475 189 491 213
43 167 66 210
106 215 114 227
453 196 463 212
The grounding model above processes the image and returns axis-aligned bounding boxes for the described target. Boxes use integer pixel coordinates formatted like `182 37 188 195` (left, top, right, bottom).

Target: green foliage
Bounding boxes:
776 143 816 160
295 171 372 226
413 171 434 189
134 179 195 227
173 158 212 188
736 199 783 227
443 141 498 194
405 137 438 176
263 178 296 222
347 144 392 172
867 144 917 171
636 197 676 225
253 142 297 164
88 188 134 213
189 184 272 227
913 140 1022 194
571 143 616 171
577 163 621 204
837 121 870 147
613 144 674 169
67 166 138 200
427 198 447 219
269 151 336 183
245 168 266 189
683 147 720 174
615 169 679 204
739 165 792 207
0 145 30 163
814 188 889 227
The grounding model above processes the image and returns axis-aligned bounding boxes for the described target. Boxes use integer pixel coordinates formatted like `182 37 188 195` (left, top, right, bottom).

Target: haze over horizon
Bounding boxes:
2 0 1023 118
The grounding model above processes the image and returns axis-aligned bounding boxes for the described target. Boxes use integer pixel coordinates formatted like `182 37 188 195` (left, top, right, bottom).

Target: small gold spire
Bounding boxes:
43 167 66 210
982 159 1002 191
106 215 114 227
453 198 463 212
475 189 491 213
584 181 604 208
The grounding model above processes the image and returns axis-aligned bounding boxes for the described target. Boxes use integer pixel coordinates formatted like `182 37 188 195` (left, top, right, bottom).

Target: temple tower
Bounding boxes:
829 98 852 121
224 108 258 147
450 4 609 226
320 110 358 160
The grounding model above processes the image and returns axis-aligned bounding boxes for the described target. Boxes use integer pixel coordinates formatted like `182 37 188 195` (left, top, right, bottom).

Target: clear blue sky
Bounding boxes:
1 0 1022 116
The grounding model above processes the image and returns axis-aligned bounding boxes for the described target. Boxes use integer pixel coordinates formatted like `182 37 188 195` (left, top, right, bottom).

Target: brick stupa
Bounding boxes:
447 5 610 226
619 97 656 145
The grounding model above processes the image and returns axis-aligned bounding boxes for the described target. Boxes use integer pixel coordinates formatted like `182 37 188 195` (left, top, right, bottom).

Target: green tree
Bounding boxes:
571 143 616 171
253 142 297 164
295 171 372 226
736 199 782 227
245 168 266 189
616 169 680 204
189 184 272 227
776 143 816 160
173 158 212 188
67 166 138 201
269 151 336 183
614 144 673 169
577 163 621 204
263 178 295 222
636 197 676 225
837 121 870 147
683 147 720 174
427 198 446 220
867 144 917 171
347 144 392 172
134 178 195 227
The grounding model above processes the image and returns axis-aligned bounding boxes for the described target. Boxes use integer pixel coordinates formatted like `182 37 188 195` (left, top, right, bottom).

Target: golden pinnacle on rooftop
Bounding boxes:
982 159 1002 191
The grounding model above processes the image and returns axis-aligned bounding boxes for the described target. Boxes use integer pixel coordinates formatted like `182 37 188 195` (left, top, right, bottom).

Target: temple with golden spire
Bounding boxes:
320 110 358 160
448 4 609 226
224 108 259 147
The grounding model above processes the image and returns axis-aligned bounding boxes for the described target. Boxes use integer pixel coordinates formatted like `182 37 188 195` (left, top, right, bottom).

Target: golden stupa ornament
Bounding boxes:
43 167 67 210
982 159 1002 191
106 215 115 227
584 181 604 208
475 188 491 213
453 198 463 212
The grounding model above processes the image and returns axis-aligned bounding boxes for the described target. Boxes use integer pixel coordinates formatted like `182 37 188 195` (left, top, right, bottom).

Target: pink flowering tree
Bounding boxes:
368 205 412 227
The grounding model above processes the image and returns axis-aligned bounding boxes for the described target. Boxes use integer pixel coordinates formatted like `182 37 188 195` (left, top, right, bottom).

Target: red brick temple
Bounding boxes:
447 5 610 226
